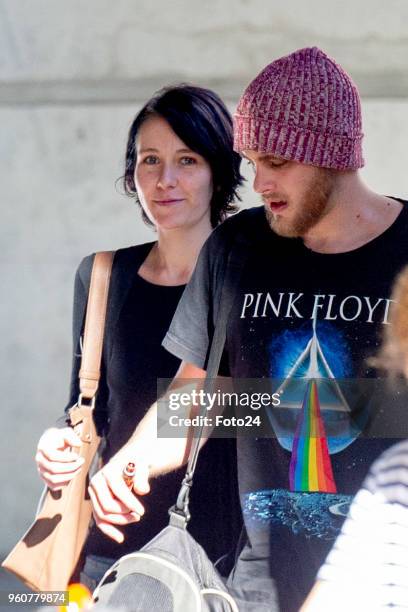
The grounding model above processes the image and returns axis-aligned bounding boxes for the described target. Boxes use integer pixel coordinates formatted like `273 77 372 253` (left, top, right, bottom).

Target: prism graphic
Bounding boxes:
268 319 361 489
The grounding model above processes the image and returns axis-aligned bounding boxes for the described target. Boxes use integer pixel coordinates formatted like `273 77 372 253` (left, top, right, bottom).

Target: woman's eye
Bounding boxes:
246 160 255 170
143 155 159 165
180 156 197 166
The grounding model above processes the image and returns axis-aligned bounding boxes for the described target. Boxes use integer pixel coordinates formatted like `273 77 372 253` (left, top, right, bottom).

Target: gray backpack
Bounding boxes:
93 524 239 611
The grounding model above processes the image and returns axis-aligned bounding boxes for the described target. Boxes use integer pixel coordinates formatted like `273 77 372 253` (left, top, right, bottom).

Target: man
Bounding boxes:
89 47 408 611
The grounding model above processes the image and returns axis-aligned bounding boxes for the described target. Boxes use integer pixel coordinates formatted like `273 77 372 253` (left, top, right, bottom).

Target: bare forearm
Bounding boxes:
88 362 208 542
120 362 209 476
123 402 190 476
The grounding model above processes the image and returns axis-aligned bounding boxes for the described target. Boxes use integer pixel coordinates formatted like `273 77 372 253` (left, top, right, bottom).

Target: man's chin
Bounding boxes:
271 224 301 238
266 212 301 238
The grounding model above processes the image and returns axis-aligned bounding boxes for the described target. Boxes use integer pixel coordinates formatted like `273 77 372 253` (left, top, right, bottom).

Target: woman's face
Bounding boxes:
134 115 213 230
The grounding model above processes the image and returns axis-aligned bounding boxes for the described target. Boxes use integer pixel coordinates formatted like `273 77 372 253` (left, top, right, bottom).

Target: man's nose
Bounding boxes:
253 166 276 194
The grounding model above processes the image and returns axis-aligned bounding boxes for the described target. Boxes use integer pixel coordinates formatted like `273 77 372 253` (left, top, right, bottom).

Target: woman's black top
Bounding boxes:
63 243 242 561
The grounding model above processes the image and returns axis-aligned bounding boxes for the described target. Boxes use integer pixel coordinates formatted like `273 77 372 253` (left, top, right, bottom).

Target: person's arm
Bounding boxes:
300 580 363 612
36 256 96 489
88 360 207 543
300 487 380 611
300 446 406 612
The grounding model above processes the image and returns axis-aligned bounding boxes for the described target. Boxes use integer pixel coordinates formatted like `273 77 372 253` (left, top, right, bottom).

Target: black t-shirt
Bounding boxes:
67 243 242 563
163 202 408 611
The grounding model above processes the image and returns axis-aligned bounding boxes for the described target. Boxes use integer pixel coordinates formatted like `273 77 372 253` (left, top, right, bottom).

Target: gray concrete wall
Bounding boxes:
1 0 408 558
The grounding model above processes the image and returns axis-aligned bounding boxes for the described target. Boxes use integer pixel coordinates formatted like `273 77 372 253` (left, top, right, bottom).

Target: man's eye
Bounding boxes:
269 159 286 168
143 155 159 165
180 157 197 165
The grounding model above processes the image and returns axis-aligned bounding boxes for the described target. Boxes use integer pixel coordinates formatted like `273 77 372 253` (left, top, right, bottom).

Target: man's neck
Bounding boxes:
302 174 402 254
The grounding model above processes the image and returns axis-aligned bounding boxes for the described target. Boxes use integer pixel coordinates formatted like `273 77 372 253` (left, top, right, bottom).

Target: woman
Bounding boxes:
35 84 244 591
302 265 408 611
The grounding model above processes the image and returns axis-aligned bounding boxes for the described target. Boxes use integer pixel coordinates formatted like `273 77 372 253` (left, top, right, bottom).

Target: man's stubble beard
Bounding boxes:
264 169 335 238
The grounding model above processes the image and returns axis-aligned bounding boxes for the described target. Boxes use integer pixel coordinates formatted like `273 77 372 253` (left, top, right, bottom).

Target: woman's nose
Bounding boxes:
157 164 177 189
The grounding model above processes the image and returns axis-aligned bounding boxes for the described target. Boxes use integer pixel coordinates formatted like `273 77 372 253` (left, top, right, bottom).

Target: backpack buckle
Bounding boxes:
169 472 193 528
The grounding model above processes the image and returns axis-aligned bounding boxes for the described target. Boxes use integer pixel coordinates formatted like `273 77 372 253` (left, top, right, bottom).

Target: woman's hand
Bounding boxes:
35 427 84 490
88 453 151 543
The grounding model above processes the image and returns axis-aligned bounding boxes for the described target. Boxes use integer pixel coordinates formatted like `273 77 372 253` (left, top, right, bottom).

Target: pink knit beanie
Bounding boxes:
234 47 364 170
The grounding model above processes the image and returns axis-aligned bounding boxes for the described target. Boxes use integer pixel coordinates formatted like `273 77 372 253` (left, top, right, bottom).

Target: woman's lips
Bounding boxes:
154 198 184 206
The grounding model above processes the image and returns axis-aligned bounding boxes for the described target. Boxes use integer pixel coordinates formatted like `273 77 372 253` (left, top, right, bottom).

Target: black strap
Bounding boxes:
170 238 249 526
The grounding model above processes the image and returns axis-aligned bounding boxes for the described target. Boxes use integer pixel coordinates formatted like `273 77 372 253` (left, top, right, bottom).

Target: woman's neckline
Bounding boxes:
136 272 186 289
136 242 187 288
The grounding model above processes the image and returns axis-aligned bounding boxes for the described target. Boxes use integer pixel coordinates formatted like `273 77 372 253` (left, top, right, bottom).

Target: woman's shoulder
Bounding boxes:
114 242 155 265
76 242 156 286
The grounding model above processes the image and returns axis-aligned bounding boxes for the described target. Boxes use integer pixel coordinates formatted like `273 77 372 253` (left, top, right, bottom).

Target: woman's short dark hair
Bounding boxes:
123 84 244 227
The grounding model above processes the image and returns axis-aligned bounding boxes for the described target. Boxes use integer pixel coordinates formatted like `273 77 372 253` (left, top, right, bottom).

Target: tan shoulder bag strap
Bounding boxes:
78 251 114 404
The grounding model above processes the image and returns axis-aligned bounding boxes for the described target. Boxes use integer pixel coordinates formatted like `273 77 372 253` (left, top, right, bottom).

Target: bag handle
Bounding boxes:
171 241 248 526
77 251 114 406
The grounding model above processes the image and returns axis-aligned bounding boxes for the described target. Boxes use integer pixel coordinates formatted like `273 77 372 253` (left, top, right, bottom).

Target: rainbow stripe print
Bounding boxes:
289 378 337 493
